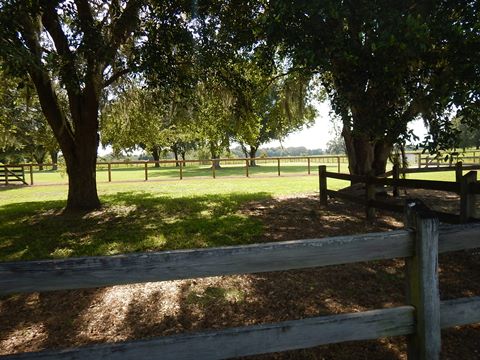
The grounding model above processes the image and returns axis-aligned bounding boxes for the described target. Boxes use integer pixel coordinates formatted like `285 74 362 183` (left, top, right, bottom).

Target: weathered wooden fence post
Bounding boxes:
392 163 400 197
460 171 477 223
245 159 249 178
319 165 327 206
179 162 183 180
108 163 112 182
29 165 34 185
417 153 422 169
277 158 281 176
455 161 463 183
366 173 376 221
405 200 440 360
337 156 341 173
4 166 8 185
144 163 148 181
307 157 311 175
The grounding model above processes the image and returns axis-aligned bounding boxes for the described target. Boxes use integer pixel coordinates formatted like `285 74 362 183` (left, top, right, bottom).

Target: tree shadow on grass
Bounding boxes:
1 194 478 358
0 191 271 262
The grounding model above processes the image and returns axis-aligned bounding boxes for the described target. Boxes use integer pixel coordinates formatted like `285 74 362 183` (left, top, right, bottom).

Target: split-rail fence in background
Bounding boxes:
0 200 480 359
319 162 480 224
2 150 480 185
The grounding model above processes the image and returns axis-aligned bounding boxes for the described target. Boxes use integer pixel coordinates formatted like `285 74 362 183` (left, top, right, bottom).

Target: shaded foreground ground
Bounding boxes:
1 194 479 359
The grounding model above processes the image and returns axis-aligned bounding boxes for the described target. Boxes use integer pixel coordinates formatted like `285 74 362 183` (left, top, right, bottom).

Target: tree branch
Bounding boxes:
103 68 130 87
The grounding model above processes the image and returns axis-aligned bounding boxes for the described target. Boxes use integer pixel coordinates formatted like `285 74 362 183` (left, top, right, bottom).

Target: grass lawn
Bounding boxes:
0 169 460 262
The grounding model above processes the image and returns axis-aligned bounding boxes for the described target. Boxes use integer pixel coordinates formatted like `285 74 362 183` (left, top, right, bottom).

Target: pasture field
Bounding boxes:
0 169 460 262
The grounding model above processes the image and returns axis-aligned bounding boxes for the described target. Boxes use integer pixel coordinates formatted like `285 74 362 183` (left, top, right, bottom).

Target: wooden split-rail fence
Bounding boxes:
0 200 480 359
319 162 480 224
0 165 28 185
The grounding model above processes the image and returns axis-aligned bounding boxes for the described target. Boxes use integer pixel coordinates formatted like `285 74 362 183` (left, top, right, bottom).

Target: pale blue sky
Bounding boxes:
266 100 428 149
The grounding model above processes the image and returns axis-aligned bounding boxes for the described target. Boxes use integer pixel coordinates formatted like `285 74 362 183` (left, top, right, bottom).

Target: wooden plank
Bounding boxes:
1 306 415 360
440 296 480 329
325 171 363 182
319 165 327 205
0 230 411 295
460 171 477 223
372 177 459 192
438 223 480 253
405 200 441 360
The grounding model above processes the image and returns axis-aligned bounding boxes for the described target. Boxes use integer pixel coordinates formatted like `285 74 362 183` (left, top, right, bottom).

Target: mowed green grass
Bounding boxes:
0 169 460 262
29 160 350 184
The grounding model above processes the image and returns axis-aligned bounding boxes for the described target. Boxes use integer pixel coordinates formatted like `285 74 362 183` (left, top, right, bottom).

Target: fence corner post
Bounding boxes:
319 165 327 206
404 199 441 360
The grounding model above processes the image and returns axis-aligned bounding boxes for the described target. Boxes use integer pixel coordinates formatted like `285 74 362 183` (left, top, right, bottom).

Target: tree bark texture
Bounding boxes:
151 146 161 168
343 129 393 177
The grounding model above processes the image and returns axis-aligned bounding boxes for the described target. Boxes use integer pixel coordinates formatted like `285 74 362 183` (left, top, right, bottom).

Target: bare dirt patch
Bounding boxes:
1 194 479 359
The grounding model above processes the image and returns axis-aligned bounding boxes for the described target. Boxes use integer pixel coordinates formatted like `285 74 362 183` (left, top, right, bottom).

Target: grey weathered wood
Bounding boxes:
372 177 459 192
0 230 411 295
405 200 441 360
319 165 327 205
460 171 477 223
438 223 480 253
1 306 415 360
325 171 366 183
440 296 480 329
455 161 463 183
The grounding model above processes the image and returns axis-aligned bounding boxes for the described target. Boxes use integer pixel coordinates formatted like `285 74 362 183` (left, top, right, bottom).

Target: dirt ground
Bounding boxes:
1 192 479 359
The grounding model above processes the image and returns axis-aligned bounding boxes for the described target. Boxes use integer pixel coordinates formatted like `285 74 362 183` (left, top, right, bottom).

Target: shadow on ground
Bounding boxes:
1 196 479 359
0 191 269 261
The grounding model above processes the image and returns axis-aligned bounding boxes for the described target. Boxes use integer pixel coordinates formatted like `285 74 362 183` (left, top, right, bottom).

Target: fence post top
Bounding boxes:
405 199 439 223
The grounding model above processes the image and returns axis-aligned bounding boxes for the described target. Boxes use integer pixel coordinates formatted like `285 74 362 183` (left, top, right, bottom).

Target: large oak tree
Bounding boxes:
0 0 144 210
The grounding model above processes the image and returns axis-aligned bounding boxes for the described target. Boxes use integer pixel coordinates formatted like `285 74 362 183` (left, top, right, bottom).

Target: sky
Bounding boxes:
265 100 428 150
99 100 429 155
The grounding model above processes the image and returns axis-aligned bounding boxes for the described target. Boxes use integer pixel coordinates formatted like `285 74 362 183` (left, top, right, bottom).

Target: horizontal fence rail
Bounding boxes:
2 224 479 296
0 230 412 295
1 203 480 359
320 163 480 224
2 307 416 360
5 297 480 360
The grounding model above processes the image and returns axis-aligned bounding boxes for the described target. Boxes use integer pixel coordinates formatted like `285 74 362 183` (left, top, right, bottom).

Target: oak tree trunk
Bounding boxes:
50 150 58 170
343 130 393 178
249 146 258 167
151 146 160 168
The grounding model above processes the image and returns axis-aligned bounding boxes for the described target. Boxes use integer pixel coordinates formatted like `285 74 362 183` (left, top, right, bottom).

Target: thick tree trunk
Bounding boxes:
50 150 58 170
173 151 180 167
181 151 186 166
249 146 258 167
343 129 393 177
64 143 100 211
151 146 160 168
210 143 221 169
33 148 46 171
